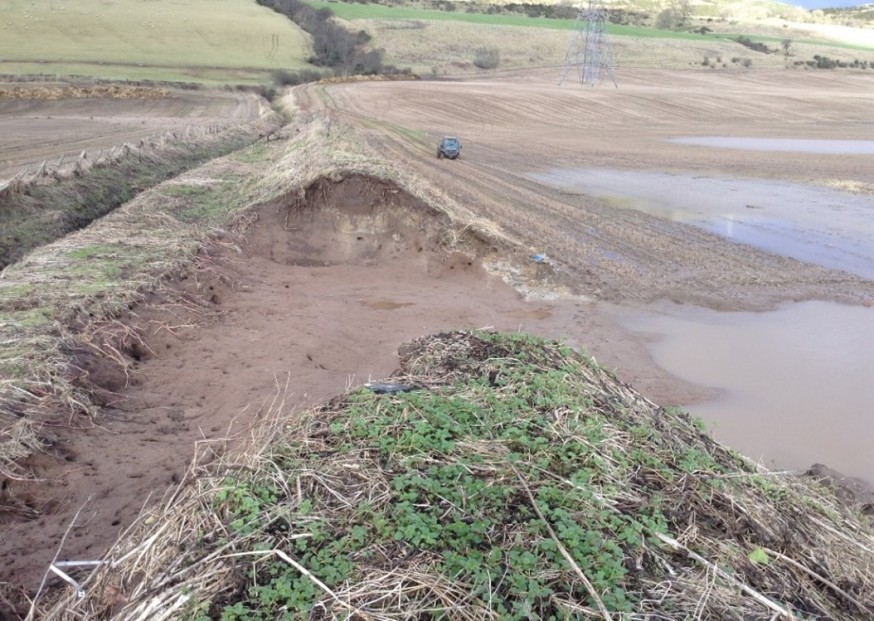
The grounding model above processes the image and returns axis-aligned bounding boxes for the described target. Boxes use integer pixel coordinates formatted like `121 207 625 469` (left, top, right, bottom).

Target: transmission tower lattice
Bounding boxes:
559 0 617 87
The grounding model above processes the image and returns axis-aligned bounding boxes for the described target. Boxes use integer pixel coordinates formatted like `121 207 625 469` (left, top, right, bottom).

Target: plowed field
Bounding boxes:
0 86 262 180
311 68 874 308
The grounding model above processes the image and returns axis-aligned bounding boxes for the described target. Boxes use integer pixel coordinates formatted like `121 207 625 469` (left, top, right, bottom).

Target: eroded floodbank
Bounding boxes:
3 107 872 618
0 112 514 477
0 112 544 607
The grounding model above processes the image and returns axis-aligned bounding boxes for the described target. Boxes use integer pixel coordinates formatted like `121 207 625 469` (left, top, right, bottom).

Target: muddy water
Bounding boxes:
532 166 874 484
612 300 874 484
668 137 874 155
531 168 874 279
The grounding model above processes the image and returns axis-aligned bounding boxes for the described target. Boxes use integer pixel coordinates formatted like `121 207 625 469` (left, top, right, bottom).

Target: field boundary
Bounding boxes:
1 122 241 196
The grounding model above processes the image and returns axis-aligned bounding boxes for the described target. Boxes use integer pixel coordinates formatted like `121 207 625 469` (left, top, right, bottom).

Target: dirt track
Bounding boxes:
3 69 874 606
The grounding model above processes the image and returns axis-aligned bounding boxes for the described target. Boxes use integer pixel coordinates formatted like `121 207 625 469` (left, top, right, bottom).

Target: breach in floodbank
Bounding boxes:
0 127 534 605
3 103 873 619
247 173 488 268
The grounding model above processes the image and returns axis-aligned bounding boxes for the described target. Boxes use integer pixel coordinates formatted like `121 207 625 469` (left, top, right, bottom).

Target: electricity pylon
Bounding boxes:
559 0 617 87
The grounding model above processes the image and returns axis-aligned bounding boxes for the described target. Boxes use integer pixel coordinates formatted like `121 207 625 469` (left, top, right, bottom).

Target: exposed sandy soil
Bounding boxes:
3 68 874 610
0 85 262 180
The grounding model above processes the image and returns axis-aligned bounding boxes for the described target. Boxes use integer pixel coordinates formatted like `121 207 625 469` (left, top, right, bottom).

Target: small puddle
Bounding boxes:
668 136 874 155
503 309 554 320
532 168 874 279
360 299 415 310
612 300 874 484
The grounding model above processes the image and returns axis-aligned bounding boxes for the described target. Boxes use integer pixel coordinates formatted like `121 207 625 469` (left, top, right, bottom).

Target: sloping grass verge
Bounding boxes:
41 331 874 619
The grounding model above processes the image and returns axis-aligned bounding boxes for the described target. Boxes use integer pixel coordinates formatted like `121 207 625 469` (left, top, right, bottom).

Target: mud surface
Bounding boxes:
4 69 874 605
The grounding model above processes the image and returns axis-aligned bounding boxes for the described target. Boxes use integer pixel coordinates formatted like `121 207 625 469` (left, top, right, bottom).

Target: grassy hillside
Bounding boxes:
0 0 867 82
307 0 705 38
0 0 312 84
310 0 872 72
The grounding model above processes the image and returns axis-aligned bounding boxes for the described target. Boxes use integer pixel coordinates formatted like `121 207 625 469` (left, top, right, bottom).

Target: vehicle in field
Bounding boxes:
437 136 461 159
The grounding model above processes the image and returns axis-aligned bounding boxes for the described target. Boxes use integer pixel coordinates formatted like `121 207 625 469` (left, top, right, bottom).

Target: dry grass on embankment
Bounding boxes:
0 121 269 269
39 331 874 619
0 118 280 482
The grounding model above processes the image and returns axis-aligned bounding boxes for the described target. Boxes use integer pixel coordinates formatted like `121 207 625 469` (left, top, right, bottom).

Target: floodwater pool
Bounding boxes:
532 168 874 279
532 165 874 484
613 300 874 483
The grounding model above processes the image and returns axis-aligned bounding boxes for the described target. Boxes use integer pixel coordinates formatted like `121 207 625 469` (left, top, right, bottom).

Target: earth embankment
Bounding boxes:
0 86 277 268
0 85 262 179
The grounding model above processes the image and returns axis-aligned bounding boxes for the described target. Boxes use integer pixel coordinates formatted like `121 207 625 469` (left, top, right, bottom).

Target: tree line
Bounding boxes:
256 0 409 80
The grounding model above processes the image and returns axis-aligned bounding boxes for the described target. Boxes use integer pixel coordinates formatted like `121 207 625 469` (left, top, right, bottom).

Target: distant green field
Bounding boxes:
0 0 312 84
308 1 707 39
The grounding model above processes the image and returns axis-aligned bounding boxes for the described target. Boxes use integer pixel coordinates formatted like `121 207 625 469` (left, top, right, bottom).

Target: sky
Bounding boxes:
785 0 872 8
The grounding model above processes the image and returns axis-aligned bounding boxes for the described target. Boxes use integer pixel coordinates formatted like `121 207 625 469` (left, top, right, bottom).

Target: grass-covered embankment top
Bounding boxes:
50 331 874 619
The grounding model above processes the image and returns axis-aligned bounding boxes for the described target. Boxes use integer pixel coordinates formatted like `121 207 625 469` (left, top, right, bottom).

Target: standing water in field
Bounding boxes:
533 167 874 482
531 168 874 280
667 137 874 155
612 300 874 484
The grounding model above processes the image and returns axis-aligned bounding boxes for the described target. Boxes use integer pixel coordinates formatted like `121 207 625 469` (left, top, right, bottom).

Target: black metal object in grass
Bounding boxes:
364 382 419 394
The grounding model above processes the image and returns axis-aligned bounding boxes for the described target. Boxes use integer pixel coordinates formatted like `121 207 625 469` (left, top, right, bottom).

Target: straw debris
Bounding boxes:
42 331 874 620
